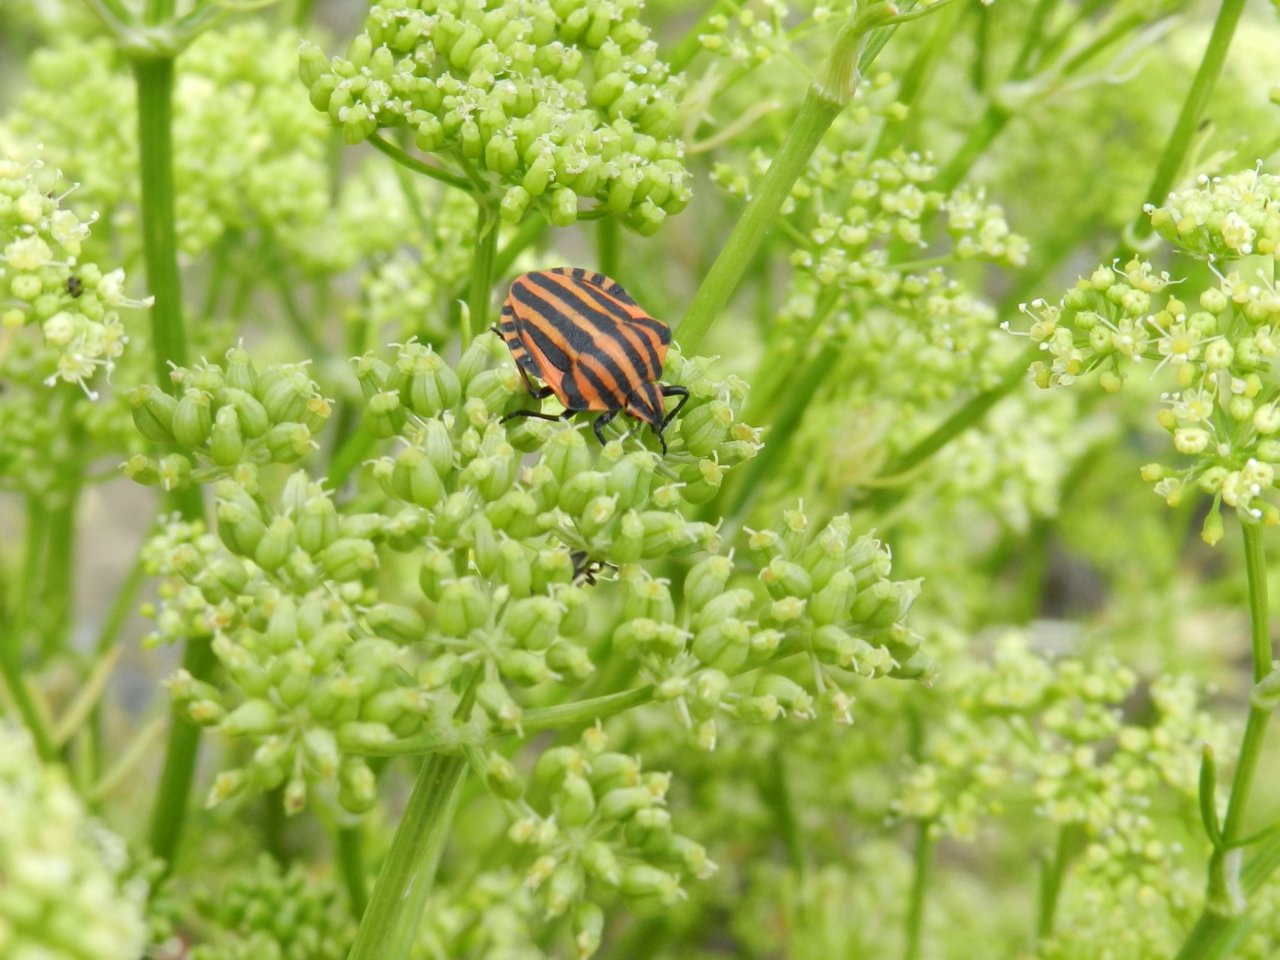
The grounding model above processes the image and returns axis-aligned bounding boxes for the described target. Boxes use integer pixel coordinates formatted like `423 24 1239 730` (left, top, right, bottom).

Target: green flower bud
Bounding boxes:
532 547 575 593
398 342 461 417
597 785 653 822
484 753 525 800
431 491 475 542
365 389 407 438
339 757 378 813
545 862 585 918
466 366 521 413
685 554 733 611
173 389 214 448
318 537 378 580
738 694 781 723
549 186 578 227
573 902 605 959
545 640 595 679
366 603 428 643
130 385 178 443
499 647 552 685
809 568 858 626
337 721 397 752
693 587 754 631
216 499 266 558
502 596 562 650
477 677 523 730
265 422 315 462
417 651 463 689
689 668 730 716
393 446 446 509
622 574 675 622
755 674 814 717
556 773 597 827
296 495 340 554
209 404 245 466
500 184 532 223
437 577 491 635
123 455 161 486
486 488 540 538
221 699 280 737
850 578 918 627
621 865 681 913
558 470 608 515
680 400 733 458
310 677 363 725
610 509 645 564
582 840 622 886
691 619 751 672
271 650 314 707
760 557 813 598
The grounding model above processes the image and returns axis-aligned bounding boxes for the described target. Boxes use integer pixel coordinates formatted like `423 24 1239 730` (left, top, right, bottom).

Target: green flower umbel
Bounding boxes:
0 724 149 960
300 0 691 234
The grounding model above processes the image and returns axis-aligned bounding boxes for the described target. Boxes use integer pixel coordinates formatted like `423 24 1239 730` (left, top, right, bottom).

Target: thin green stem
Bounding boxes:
903 820 934 960
145 0 175 23
1123 0 1246 250
337 824 370 919
668 0 744 73
347 753 467 960
0 619 56 761
1175 522 1274 959
1037 823 1081 939
467 202 500 331
367 134 473 193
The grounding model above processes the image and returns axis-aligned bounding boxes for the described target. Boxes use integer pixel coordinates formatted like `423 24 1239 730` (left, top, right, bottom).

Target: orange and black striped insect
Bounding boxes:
493 267 689 453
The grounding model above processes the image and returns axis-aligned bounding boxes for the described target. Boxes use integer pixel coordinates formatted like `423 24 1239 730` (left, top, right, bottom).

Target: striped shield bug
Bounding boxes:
493 267 689 453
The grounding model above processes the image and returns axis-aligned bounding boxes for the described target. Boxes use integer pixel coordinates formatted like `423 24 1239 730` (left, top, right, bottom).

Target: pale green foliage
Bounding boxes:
0 724 149 960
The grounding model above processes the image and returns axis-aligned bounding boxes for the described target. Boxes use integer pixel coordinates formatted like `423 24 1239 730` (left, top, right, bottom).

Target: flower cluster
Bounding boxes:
894 631 1221 886
185 855 354 960
137 336 923 822
417 870 549 960
1018 167 1280 536
299 0 692 233
0 724 149 960
490 727 712 951
125 346 332 492
0 157 141 396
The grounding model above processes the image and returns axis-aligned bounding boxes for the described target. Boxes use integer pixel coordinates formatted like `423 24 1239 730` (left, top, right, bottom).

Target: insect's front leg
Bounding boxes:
659 384 690 428
592 409 621 446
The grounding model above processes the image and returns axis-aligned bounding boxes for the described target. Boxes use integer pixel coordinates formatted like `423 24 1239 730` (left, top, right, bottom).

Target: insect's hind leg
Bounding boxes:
501 407 577 425
659 384 690 428
591 409 621 446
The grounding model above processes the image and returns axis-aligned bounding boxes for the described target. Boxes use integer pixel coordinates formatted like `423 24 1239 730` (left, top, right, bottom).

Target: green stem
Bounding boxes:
668 0 744 73
678 86 843 352
597 216 620 280
903 820 934 960
347 753 467 960
0 617 56 761
1037 822 1081 939
367 133 474 194
467 202 500 332
38 479 81 660
1175 522 1273 959
147 635 215 868
132 58 189 384
1123 0 1246 250
337 824 370 919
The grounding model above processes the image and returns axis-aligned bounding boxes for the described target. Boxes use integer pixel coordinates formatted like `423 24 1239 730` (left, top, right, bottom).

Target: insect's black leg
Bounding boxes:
489 324 502 337
659 384 690 429
592 409 620 446
514 365 555 400
501 407 578 425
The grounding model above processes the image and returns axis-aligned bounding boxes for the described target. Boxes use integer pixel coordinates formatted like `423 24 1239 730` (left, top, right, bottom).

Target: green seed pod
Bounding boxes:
812 625 870 669
578 495 619 539
354 353 391 399
626 807 674 854
597 785 652 822
417 651 463 689
496 537 534 598
679 400 733 458
555 773 597 827
622 574 675 623
486 488 540 538
337 721 397 753
588 752 639 794
500 184 532 223
754 674 814 716
685 555 734 613
295 495 340 555
122 455 160 486
545 641 594 679
573 901 605 959
536 745 585 788
402 349 462 418
477 677 522 730
392 446 445 509
302 727 339 779
208 404 244 466
220 387 270 440
809 568 858 626
691 619 751 672
557 470 607 516
689 668 730 717
130 385 178 443
850 578 917 627
620 865 681 912
545 862 585 919
366 603 427 643
264 422 314 463
738 694 781 723
272 649 314 708
172 388 214 448
220 699 279 738
339 757 378 814
484 752 525 800
693 587 755 631
760 557 813 599
531 547 575 593
502 596 562 650
500 648 552 686
437 577 490 636
215 499 266 558
548 186 578 227
318 538 378 580
365 390 407 438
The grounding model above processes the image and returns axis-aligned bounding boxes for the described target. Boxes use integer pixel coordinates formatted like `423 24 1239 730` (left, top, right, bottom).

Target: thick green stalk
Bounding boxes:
1123 0 1245 249
676 5 901 351
903 820 934 960
597 216 620 279
0 616 56 761
1175 522 1274 960
1037 823 1081 939
133 45 210 868
347 753 467 960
